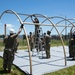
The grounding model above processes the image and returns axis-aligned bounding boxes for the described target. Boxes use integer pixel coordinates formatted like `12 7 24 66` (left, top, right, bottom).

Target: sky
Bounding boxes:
0 0 75 35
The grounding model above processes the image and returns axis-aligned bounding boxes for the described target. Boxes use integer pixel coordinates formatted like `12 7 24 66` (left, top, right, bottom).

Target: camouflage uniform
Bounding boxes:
43 33 46 51
3 35 18 72
69 38 74 57
29 32 34 51
14 38 19 53
3 24 23 72
31 16 39 52
45 31 51 58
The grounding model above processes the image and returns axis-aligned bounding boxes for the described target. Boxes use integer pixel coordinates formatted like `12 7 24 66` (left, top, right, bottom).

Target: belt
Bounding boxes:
5 48 12 51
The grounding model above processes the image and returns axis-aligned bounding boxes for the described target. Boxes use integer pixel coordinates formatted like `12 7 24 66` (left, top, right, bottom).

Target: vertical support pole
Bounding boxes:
4 24 6 37
23 27 32 75
65 15 67 39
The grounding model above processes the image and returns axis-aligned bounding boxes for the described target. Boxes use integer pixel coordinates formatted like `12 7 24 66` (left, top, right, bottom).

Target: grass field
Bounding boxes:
0 39 28 75
44 65 75 75
0 57 26 75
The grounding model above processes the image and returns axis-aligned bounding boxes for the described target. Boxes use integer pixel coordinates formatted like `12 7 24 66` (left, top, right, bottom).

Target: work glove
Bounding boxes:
20 24 24 28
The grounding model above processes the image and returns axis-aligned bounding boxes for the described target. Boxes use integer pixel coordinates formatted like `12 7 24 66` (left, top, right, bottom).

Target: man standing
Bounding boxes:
68 31 73 58
45 31 51 58
29 32 34 51
31 15 40 52
69 37 74 58
3 24 23 73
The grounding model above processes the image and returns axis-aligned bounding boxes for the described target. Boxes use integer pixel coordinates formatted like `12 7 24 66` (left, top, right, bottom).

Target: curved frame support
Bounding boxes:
0 10 32 75
0 10 23 24
23 27 32 74
55 19 75 34
23 14 67 66
40 15 67 66
60 22 75 34
2 10 75 74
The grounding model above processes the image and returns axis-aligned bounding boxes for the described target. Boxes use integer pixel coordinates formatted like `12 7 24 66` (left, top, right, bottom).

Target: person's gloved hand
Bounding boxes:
20 24 24 28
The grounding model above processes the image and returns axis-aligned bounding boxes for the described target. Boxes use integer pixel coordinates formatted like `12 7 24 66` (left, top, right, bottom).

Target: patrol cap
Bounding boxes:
47 30 51 35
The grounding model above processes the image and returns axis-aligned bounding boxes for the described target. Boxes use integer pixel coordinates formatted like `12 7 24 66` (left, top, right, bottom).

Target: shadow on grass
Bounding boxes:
0 70 9 74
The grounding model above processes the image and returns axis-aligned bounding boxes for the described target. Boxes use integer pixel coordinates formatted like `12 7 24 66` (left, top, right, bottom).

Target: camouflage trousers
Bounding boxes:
3 48 14 71
29 42 33 51
72 45 75 59
69 45 73 57
69 40 74 57
46 43 50 58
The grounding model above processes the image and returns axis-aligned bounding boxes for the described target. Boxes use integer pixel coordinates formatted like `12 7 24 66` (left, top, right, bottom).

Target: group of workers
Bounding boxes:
2 14 75 74
29 30 51 58
3 24 23 73
2 16 51 73
29 16 51 58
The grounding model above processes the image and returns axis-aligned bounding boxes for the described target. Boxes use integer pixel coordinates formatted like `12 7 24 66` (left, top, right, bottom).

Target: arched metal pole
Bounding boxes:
41 16 75 32
38 15 67 66
2 10 74 72
60 22 75 34
23 14 67 66
70 26 75 33
39 16 74 66
23 26 32 75
0 10 23 24
55 19 75 34
0 10 32 75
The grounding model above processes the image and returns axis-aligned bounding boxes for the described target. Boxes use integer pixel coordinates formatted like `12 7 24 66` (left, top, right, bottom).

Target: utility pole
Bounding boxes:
60 14 67 39
65 15 67 40
4 24 6 37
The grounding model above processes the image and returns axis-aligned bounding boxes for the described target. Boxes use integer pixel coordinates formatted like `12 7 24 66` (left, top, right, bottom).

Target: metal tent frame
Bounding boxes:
0 10 75 75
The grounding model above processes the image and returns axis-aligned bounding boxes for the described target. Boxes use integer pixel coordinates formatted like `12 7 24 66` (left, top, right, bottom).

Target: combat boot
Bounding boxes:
8 69 11 73
4 68 7 73
72 57 75 60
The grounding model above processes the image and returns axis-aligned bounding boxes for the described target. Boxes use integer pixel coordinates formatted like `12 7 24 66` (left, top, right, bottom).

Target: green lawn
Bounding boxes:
44 65 75 75
0 57 26 75
0 39 28 75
